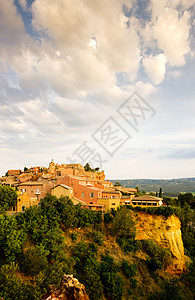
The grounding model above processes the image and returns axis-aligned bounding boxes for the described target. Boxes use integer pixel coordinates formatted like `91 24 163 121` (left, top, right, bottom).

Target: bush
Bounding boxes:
126 205 177 218
0 214 27 264
104 212 113 224
100 254 124 300
142 240 172 270
71 232 77 241
121 260 137 278
91 231 105 245
18 246 49 276
0 185 17 211
74 205 102 228
111 206 135 238
73 242 103 300
146 257 162 272
0 262 41 300
116 236 140 253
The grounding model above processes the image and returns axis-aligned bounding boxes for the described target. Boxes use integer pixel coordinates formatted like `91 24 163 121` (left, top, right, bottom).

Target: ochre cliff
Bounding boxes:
134 212 186 275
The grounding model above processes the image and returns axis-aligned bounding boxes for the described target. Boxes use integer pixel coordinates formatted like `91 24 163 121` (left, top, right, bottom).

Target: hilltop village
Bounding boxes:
0 161 163 213
0 162 194 300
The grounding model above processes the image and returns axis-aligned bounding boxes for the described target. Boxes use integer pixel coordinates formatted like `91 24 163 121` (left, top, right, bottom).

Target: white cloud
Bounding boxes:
0 1 37 73
151 2 191 66
0 0 194 178
171 70 182 78
143 54 167 85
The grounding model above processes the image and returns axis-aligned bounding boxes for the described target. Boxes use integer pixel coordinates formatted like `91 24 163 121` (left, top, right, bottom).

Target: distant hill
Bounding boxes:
110 178 195 197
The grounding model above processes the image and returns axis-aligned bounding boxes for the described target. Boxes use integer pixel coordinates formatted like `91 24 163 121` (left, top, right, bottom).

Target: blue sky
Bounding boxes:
0 0 194 179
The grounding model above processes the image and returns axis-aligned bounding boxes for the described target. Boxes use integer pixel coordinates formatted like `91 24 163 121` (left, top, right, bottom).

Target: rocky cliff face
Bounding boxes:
135 212 186 275
41 274 89 300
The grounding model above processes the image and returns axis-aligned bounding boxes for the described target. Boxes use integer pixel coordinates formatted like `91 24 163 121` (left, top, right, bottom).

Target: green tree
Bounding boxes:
159 187 162 198
178 204 194 236
114 181 122 187
84 163 92 172
149 192 156 196
100 254 124 300
0 262 41 300
18 245 48 276
0 214 27 264
0 185 17 211
110 206 135 238
135 186 143 196
58 196 76 228
178 193 195 208
73 242 103 300
142 239 172 270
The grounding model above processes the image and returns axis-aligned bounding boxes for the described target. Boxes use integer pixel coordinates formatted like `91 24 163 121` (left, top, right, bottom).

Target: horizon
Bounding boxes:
1 160 194 181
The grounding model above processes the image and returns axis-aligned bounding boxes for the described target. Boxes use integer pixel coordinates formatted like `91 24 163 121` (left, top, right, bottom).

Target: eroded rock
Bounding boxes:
41 274 89 300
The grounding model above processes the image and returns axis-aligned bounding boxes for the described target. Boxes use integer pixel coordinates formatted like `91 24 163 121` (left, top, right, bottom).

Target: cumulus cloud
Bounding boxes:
142 54 167 84
22 0 141 96
0 0 37 74
150 0 191 66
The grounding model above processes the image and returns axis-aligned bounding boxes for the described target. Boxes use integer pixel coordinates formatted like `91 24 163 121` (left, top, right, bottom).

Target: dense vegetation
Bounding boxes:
0 187 194 299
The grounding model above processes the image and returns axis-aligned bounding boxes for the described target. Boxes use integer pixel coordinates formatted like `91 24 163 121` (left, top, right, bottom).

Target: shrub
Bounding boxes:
121 260 137 278
0 262 41 300
0 214 27 264
142 240 172 270
91 231 105 245
100 254 124 300
126 205 177 218
18 246 48 276
130 277 137 288
73 243 103 300
74 205 102 228
71 232 77 241
146 257 162 272
111 206 135 238
0 185 17 211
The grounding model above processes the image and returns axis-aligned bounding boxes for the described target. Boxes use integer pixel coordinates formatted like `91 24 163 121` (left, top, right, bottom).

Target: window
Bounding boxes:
82 192 84 198
22 206 25 212
90 202 93 204
112 203 116 206
13 206 15 211
90 193 94 198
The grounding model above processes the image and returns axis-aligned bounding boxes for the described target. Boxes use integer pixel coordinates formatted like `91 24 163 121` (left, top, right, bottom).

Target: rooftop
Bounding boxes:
133 195 163 201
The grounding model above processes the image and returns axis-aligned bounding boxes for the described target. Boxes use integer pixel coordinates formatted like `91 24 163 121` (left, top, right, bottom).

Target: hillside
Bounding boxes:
110 178 195 196
0 194 194 300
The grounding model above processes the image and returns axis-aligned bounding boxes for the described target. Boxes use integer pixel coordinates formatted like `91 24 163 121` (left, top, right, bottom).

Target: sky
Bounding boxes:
0 0 195 179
